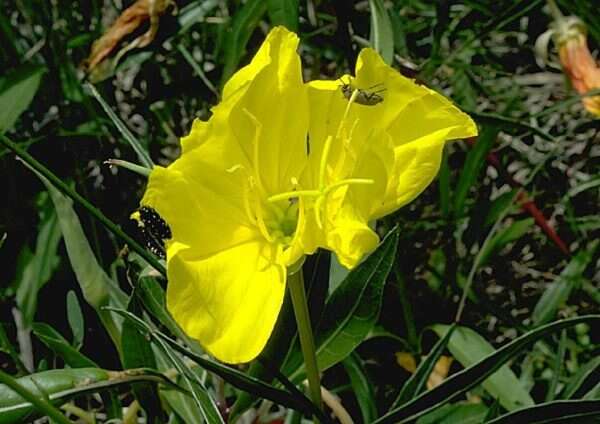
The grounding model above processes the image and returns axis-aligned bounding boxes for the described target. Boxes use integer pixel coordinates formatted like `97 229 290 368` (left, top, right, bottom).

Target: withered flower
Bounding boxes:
84 0 175 82
536 1 600 117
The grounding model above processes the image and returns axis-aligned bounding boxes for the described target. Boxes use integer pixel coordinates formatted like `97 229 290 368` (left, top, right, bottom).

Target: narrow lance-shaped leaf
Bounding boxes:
453 126 499 218
0 65 45 133
267 0 299 32
121 293 165 422
0 368 181 424
432 324 534 411
369 0 395 65
221 0 268 85
416 402 488 424
25 165 128 351
107 306 326 421
532 240 599 326
486 399 600 424
392 324 457 409
15 193 62 326
66 290 85 349
477 218 534 268
343 353 378 423
561 356 600 399
287 228 399 382
32 323 98 369
374 315 600 424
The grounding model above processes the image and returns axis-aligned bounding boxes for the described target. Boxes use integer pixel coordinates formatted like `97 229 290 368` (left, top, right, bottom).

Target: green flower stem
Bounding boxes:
0 134 166 276
104 158 151 177
287 267 323 417
0 369 73 424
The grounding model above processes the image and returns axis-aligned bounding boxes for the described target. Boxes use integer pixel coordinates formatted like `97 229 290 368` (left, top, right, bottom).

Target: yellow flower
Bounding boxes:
138 26 477 363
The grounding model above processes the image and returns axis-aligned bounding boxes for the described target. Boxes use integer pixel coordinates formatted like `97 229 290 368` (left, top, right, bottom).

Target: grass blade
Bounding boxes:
532 241 599 326
369 0 395 65
374 315 600 423
85 83 153 168
0 65 45 133
221 0 268 85
485 399 600 424
432 324 534 411
391 324 457 409
267 0 299 32
0 134 166 276
0 369 72 424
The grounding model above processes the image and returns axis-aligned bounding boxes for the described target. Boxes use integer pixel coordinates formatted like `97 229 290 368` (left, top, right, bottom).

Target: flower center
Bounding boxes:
267 88 374 229
262 200 299 245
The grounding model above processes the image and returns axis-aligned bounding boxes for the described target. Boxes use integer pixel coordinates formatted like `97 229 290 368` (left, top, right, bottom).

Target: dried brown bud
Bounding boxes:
83 0 175 82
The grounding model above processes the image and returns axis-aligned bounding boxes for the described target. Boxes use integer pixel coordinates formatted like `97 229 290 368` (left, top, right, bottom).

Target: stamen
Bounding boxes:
242 108 268 199
318 135 333 190
268 189 321 203
314 178 375 230
323 178 374 196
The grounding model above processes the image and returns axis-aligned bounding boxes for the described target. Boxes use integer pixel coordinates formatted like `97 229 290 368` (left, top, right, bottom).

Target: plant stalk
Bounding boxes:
287 267 323 418
0 134 166 276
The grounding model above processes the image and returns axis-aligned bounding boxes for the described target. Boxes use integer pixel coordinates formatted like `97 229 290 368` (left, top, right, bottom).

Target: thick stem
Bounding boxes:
287 268 323 417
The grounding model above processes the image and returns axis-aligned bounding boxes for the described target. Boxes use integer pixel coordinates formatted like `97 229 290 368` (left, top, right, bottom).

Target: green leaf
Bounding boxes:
0 64 45 133
35 175 111 308
0 325 27 374
453 126 499 218
221 0 268 85
108 307 323 420
66 290 84 349
432 324 534 411
27 165 127 350
122 294 164 423
532 241 599 326
485 399 600 424
478 218 534 268
392 325 457 409
289 228 398 381
343 353 378 423
416 402 488 424
374 316 600 424
14 192 62 326
0 134 165 277
0 367 179 424
562 356 600 399
0 369 73 424
32 323 98 368
136 277 200 351
267 0 299 32
483 190 519 227
85 83 153 169
369 0 395 65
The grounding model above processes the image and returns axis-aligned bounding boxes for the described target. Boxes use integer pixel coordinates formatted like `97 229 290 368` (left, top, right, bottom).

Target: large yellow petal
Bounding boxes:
166 241 286 364
183 26 309 195
141 154 258 259
226 27 309 195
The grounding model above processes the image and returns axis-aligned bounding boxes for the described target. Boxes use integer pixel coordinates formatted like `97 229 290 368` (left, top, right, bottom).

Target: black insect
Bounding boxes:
339 78 386 106
134 206 172 259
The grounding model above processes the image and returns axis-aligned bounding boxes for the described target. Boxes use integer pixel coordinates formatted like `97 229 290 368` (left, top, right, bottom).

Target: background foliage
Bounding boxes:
1 0 599 423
